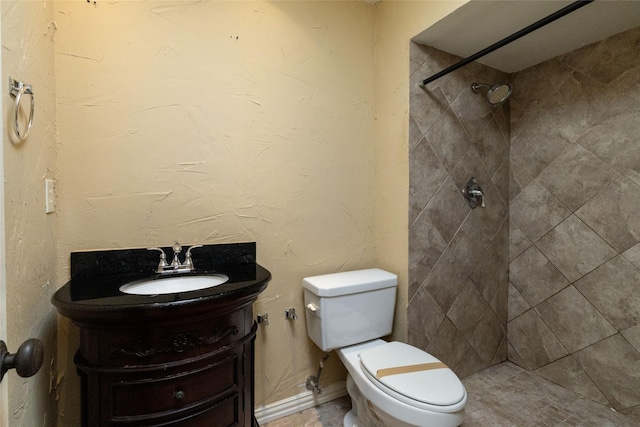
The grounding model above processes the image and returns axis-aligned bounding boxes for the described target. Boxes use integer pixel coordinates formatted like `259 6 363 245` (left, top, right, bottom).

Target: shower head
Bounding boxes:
471 82 513 106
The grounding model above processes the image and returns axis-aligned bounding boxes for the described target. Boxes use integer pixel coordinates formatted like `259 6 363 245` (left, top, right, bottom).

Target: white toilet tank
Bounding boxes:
303 268 397 352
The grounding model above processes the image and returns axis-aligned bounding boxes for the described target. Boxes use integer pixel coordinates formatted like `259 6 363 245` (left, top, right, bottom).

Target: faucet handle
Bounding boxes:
147 247 168 272
171 242 182 267
184 245 203 271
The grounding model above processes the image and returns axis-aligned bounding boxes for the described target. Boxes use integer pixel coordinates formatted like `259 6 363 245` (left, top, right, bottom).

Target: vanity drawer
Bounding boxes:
88 307 249 367
110 352 241 420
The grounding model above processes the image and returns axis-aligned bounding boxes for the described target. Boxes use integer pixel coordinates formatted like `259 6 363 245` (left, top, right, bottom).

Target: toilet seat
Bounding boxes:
359 341 466 409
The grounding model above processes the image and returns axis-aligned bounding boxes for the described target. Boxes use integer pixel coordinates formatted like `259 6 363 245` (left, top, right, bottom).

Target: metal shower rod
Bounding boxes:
419 0 595 87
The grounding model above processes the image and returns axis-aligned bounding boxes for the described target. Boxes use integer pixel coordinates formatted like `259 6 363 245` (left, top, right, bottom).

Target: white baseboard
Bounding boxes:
255 381 347 425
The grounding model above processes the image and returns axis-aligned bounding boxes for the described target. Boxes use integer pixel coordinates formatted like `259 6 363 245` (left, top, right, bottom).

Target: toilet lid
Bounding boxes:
359 341 465 406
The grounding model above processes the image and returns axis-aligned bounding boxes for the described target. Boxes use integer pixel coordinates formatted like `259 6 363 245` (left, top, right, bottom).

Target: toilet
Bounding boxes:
303 268 466 427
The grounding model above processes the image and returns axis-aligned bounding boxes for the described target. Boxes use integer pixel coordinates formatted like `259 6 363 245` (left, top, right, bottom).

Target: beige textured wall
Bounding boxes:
0 0 468 424
54 1 378 421
1 0 58 426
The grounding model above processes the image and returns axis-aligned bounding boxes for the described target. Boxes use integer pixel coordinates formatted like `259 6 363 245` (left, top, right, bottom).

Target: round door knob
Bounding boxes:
0 338 44 382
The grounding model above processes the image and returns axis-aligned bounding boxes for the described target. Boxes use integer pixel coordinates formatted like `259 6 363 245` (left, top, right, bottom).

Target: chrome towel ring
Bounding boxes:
9 76 35 141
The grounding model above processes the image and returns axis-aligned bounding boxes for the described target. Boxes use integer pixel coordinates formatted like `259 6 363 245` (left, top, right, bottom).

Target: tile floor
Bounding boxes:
262 362 640 427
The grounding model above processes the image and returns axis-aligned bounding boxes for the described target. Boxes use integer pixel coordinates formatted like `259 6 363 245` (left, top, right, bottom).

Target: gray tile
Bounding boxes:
535 356 609 406
576 176 640 253
449 213 491 272
469 308 505 364
425 105 472 173
408 212 448 293
509 245 570 307
508 282 530 322
471 244 507 305
537 143 619 212
571 26 640 85
475 116 509 179
508 309 568 370
623 242 640 270
427 316 469 370
422 177 470 244
577 95 640 187
622 325 640 353
536 286 616 353
509 158 533 201
409 137 449 225
574 334 640 411
422 246 468 313
510 106 573 179
509 221 531 261
407 284 445 349
535 215 617 283
455 345 487 380
447 279 490 339
450 82 494 144
511 181 571 243
574 255 640 331
409 61 449 137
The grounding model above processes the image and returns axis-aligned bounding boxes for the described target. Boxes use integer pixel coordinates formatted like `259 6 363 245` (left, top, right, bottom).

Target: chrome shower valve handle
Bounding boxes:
463 177 486 209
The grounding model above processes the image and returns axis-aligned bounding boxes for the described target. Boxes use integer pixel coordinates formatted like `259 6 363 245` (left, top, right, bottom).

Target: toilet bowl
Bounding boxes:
303 269 467 427
338 340 466 427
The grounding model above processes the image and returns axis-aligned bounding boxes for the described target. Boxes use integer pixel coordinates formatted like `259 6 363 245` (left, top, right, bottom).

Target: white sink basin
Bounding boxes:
119 274 229 295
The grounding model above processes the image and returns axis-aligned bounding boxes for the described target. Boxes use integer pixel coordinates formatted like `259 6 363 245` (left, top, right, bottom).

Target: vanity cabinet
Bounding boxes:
51 243 270 427
74 295 259 426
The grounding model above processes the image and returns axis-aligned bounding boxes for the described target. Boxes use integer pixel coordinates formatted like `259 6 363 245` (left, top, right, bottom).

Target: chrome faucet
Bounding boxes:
148 242 203 274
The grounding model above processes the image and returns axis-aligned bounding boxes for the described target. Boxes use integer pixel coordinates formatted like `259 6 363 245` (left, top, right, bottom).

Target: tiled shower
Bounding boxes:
409 26 640 422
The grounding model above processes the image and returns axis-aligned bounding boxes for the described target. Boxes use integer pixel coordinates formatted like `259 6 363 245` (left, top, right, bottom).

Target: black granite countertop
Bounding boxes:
52 242 271 322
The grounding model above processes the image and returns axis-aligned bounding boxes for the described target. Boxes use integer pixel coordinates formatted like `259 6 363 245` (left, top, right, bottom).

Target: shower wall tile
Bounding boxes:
576 176 640 253
475 117 509 179
569 26 640 85
469 309 505 363
534 356 609 406
493 160 509 206
408 42 509 379
574 255 640 331
409 137 449 225
448 214 491 272
535 286 616 353
421 177 469 244
450 85 493 143
470 244 506 305
622 325 640 353
509 246 569 307
510 181 571 243
510 107 573 179
577 96 640 187
507 283 530 322
427 316 469 371
535 215 616 283
508 222 531 261
574 334 640 411
407 285 445 350
424 106 471 173
622 242 640 269
422 247 468 313
507 309 568 370
508 26 640 413
447 280 490 339
536 142 619 212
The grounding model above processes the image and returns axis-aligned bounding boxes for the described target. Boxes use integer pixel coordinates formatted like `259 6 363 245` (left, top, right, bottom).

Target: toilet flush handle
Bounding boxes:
306 303 318 313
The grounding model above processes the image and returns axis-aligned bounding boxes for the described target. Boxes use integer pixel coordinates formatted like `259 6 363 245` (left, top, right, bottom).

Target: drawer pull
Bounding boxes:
173 390 186 400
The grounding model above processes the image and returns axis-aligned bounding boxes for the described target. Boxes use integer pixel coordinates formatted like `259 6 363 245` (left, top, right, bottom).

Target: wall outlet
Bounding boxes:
45 178 56 214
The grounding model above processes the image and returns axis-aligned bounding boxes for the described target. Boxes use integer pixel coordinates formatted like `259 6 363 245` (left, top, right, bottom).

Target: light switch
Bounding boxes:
45 178 55 214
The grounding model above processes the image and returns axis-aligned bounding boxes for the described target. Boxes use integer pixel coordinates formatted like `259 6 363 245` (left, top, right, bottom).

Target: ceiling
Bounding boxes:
413 0 640 74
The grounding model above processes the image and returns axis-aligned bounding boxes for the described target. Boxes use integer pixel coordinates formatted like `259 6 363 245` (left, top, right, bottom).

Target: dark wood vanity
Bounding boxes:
52 243 270 427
